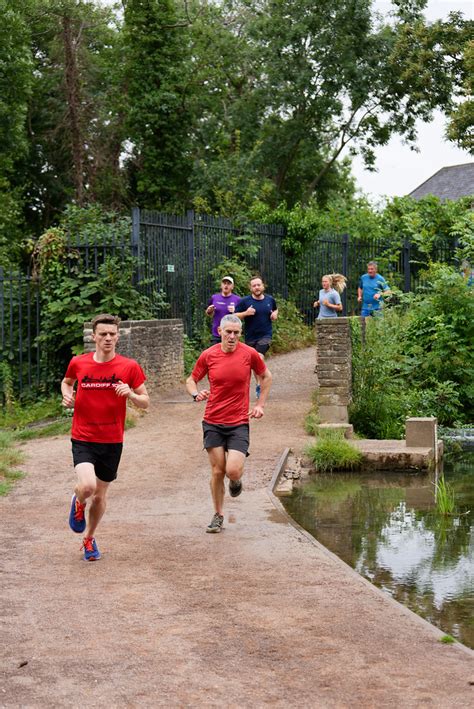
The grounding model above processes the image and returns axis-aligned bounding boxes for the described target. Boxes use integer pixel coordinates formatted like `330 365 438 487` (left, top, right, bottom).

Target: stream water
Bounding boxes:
282 452 474 649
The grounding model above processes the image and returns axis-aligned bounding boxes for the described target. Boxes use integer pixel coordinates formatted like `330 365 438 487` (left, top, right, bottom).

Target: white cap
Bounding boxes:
221 276 234 284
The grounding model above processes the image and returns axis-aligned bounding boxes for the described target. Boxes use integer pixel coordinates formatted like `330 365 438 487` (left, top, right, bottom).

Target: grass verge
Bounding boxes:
0 432 25 496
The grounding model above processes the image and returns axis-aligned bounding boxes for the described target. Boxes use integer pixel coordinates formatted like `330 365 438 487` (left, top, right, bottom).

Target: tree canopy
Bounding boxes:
0 0 472 262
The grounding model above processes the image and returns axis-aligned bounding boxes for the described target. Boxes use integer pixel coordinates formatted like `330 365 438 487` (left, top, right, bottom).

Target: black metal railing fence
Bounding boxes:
1 209 458 398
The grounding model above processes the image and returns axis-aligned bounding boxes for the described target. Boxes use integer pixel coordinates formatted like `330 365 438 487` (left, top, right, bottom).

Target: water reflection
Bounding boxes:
282 454 474 649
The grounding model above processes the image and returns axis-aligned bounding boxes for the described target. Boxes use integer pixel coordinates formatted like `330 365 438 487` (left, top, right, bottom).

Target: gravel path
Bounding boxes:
1 345 473 707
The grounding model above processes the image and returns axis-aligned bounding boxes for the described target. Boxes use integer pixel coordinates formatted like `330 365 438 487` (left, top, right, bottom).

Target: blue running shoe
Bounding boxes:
82 537 101 561
69 494 86 534
255 384 261 399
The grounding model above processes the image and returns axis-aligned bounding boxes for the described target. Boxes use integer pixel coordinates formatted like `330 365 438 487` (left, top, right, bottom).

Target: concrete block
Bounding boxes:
405 417 437 449
274 478 293 497
317 393 350 406
318 405 349 424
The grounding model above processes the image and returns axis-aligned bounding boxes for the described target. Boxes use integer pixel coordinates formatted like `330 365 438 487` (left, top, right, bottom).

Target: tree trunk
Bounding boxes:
62 14 84 205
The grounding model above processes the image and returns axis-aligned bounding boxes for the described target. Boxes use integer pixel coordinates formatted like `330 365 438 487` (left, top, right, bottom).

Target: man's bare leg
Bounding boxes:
207 446 226 515
74 462 96 503
69 462 95 534
84 478 110 538
225 449 246 483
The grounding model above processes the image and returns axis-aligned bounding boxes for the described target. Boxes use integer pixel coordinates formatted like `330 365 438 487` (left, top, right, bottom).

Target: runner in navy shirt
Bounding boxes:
235 275 278 398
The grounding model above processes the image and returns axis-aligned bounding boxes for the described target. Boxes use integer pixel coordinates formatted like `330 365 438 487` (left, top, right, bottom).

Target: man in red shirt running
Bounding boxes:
186 314 272 533
61 313 149 560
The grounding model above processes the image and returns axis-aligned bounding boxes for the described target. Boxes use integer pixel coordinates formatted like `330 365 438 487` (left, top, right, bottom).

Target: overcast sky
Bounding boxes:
351 0 473 199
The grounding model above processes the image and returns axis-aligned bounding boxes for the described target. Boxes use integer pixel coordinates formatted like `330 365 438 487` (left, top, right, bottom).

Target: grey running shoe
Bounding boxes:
206 513 224 533
229 480 243 498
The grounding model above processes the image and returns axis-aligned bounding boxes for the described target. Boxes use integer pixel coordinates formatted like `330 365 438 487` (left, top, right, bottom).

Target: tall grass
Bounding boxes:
305 430 363 473
434 475 456 516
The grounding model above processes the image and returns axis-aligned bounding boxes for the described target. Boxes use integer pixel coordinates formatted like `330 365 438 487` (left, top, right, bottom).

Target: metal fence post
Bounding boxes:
403 238 411 292
453 237 460 269
342 233 349 313
186 209 195 334
131 207 141 285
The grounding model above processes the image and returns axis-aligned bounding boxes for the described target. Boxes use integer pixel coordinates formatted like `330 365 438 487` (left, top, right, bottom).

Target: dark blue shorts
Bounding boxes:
361 308 382 317
246 338 271 355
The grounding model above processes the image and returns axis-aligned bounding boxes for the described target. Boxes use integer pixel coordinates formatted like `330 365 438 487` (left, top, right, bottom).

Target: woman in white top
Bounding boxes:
313 274 347 318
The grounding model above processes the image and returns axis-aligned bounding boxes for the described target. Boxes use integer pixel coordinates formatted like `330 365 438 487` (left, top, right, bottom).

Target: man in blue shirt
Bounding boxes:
358 261 391 317
236 275 278 397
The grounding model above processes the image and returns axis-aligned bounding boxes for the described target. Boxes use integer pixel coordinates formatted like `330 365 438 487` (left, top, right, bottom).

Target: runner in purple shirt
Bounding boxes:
206 276 241 343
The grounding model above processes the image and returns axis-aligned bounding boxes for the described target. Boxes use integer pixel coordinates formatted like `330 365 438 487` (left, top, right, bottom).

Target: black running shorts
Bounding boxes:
71 439 123 483
246 338 271 355
202 422 250 456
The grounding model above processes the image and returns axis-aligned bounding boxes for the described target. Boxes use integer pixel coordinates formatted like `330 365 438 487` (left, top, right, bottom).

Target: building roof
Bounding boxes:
408 162 474 201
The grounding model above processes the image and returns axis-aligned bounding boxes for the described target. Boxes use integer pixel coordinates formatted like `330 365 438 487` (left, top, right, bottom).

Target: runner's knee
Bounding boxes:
226 462 244 481
78 479 96 498
211 465 226 478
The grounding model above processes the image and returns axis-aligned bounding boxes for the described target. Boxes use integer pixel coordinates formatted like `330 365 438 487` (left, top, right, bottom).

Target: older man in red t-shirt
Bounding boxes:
186 314 272 533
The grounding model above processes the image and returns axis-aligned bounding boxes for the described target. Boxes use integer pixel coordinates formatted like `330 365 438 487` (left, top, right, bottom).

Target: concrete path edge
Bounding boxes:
267 447 474 659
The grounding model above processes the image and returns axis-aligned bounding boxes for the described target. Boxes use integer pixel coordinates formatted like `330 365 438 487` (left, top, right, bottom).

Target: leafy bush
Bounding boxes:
31 217 169 385
209 257 253 298
183 335 203 376
271 297 315 353
349 313 410 439
402 263 474 421
349 264 474 438
305 430 363 473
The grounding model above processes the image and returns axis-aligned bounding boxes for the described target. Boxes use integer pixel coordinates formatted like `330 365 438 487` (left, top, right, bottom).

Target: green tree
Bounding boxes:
12 0 127 238
123 0 191 209
446 39 474 153
0 0 33 264
186 1 472 211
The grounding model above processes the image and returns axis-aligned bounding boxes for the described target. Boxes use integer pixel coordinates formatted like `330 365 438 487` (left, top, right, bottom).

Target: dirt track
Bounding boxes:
1 346 473 708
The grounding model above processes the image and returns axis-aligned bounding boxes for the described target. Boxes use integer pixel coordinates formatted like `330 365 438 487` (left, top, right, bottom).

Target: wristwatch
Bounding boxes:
192 393 198 401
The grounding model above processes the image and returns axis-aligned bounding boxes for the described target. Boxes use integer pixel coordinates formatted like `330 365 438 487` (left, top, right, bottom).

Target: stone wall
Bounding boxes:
83 319 184 390
314 318 352 423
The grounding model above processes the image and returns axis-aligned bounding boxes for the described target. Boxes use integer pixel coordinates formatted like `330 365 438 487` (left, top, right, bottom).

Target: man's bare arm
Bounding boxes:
249 367 272 418
61 377 76 407
185 374 210 401
114 381 150 409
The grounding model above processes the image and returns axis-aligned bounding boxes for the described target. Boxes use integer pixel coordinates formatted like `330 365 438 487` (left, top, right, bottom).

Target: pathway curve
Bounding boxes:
1 346 473 707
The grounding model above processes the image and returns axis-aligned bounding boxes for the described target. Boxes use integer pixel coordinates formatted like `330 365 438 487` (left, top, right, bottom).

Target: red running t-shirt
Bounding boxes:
191 343 266 425
65 352 146 443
